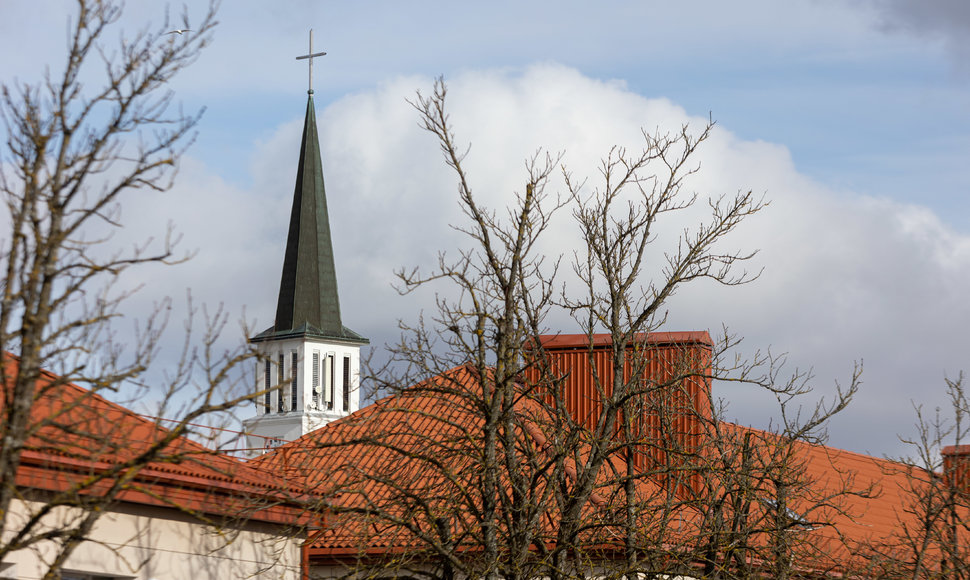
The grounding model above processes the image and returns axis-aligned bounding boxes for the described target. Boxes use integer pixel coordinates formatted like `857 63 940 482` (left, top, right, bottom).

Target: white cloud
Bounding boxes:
306 64 970 456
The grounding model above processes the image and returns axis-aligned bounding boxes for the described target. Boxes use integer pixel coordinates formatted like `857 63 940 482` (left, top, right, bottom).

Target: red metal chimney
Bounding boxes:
942 444 970 493
522 331 714 475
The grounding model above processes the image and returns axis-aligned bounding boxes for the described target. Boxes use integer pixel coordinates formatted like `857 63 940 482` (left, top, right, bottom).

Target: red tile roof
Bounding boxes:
5 357 310 526
252 332 956 576
254 364 655 560
703 423 924 574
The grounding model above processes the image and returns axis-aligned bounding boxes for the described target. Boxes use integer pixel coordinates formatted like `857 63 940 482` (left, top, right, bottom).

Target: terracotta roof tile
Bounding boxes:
3 356 309 525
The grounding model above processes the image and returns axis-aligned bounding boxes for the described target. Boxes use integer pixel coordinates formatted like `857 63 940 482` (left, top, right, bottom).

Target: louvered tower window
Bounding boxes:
325 353 334 410
312 351 320 408
264 359 272 414
343 356 351 412
277 353 285 413
291 351 299 411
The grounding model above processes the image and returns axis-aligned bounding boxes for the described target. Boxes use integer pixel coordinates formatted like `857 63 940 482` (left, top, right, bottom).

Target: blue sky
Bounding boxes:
188 0 970 227
2 0 969 458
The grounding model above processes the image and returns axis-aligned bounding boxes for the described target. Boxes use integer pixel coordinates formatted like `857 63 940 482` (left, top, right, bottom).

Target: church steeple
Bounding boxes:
243 36 367 453
253 95 365 344
277 95 340 335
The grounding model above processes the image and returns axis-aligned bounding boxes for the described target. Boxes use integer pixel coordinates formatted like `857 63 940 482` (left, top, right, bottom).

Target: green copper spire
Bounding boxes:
253 95 367 345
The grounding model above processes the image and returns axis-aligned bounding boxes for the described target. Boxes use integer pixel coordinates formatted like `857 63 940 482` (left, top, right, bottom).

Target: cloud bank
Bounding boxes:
107 64 970 456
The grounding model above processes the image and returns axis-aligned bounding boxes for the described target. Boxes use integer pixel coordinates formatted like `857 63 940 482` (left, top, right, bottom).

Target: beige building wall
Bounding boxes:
1 498 302 580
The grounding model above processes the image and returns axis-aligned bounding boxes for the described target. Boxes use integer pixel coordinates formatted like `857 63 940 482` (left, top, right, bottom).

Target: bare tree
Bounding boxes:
544 119 865 579
0 2 287 577
860 373 970 579
550 117 761 577
349 78 567 580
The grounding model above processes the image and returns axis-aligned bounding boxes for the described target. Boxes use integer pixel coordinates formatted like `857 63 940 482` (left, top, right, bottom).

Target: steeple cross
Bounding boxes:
295 29 327 94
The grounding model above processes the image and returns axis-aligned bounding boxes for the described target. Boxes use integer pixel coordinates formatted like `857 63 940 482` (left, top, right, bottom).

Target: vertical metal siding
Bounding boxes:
523 333 713 491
